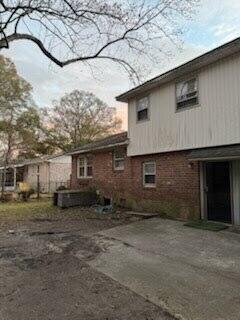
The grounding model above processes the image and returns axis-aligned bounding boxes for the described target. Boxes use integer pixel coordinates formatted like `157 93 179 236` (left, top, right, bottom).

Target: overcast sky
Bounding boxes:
3 0 240 130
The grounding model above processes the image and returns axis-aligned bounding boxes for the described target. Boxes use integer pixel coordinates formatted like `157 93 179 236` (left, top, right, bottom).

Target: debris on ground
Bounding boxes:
0 210 174 320
94 204 116 214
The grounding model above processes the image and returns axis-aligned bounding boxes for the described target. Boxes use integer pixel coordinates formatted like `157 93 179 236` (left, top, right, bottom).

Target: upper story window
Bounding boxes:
136 96 149 121
113 149 125 171
176 78 198 110
78 155 93 178
143 161 156 188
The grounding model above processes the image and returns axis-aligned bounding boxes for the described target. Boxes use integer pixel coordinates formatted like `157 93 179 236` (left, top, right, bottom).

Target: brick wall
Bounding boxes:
71 148 200 220
71 147 132 197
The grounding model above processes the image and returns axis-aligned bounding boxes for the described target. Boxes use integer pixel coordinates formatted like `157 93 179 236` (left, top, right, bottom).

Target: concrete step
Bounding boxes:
125 211 160 219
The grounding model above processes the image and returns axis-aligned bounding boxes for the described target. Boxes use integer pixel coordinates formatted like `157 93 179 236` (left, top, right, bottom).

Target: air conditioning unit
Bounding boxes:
55 190 98 208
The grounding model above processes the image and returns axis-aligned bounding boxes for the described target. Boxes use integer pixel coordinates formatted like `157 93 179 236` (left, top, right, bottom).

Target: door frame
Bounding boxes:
200 160 234 224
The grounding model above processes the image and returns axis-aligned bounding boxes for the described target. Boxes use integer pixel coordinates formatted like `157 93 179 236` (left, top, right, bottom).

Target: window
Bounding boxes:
4 168 14 187
143 162 156 187
114 149 125 171
176 78 198 110
78 156 93 178
78 157 85 178
136 96 149 121
86 156 93 177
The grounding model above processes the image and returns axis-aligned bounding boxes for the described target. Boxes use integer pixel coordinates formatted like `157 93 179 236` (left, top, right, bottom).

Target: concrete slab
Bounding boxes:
89 218 240 320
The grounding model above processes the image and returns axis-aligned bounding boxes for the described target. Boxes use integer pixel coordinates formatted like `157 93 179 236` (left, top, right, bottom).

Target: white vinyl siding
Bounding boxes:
128 53 240 156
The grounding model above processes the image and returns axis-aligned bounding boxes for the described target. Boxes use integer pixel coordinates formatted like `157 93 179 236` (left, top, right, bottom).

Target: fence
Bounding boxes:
18 180 70 194
35 181 70 194
0 178 70 194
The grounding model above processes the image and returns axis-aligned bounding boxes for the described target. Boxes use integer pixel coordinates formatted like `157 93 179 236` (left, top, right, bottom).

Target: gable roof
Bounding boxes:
68 132 128 155
116 37 240 102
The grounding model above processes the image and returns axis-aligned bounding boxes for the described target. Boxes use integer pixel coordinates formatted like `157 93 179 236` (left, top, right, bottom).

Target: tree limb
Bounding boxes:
0 33 64 66
0 0 199 81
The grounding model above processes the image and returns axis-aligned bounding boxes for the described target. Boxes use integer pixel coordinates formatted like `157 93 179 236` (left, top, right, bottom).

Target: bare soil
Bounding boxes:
0 204 174 320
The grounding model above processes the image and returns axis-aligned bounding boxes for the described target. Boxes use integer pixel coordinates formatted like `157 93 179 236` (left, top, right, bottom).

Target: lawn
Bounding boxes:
0 198 102 222
0 198 131 224
0 199 59 220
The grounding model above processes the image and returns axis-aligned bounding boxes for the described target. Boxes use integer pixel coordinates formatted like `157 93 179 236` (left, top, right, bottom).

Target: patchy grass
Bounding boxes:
0 199 58 220
0 199 131 224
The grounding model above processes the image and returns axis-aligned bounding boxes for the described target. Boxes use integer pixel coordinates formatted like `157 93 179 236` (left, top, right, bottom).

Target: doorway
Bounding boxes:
205 162 231 223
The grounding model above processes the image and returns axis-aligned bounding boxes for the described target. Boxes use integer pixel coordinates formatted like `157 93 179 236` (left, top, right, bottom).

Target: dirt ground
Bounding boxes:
0 201 174 320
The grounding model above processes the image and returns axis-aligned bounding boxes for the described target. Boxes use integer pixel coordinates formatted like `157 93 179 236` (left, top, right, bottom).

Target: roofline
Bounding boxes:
0 152 70 169
116 37 240 102
0 159 47 169
0 163 25 170
189 155 240 162
46 152 69 160
68 140 128 155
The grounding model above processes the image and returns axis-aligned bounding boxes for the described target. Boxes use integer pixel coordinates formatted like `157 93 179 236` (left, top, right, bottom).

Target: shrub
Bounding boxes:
18 188 35 201
0 192 13 202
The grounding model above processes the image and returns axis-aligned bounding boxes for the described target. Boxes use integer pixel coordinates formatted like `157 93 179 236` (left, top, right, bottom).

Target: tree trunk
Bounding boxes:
1 162 7 199
1 134 12 199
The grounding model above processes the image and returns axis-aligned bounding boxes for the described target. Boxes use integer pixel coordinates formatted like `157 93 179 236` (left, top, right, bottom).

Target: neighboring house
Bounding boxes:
70 37 240 225
0 154 71 193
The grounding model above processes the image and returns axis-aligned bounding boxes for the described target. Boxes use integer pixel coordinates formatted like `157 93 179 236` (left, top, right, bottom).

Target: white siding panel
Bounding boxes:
49 155 71 164
25 163 48 189
128 54 240 156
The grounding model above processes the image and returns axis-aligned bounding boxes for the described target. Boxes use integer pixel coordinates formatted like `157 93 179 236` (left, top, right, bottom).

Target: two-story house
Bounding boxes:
70 37 240 225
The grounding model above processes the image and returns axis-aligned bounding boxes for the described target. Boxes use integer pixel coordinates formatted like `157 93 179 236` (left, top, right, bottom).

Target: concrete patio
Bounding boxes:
89 217 240 320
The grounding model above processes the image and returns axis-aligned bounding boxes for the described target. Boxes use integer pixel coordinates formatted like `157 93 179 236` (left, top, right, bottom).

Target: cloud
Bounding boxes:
211 23 239 43
3 41 129 129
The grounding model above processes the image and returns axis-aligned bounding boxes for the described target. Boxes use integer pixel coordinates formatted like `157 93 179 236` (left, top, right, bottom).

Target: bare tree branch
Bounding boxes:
0 0 200 82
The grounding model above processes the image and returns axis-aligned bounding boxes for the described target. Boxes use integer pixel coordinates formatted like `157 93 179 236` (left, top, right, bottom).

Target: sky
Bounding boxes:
3 0 240 131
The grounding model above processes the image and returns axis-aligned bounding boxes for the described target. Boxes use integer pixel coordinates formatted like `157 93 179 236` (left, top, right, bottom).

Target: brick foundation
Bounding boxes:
71 148 200 221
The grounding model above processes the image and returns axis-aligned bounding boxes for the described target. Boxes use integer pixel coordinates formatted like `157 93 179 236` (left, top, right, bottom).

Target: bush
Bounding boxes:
18 188 35 201
0 192 13 202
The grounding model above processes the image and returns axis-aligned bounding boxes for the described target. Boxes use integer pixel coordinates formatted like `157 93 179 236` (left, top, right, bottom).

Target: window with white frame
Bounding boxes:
176 77 198 110
136 96 149 121
78 156 93 178
113 149 125 171
143 162 156 187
